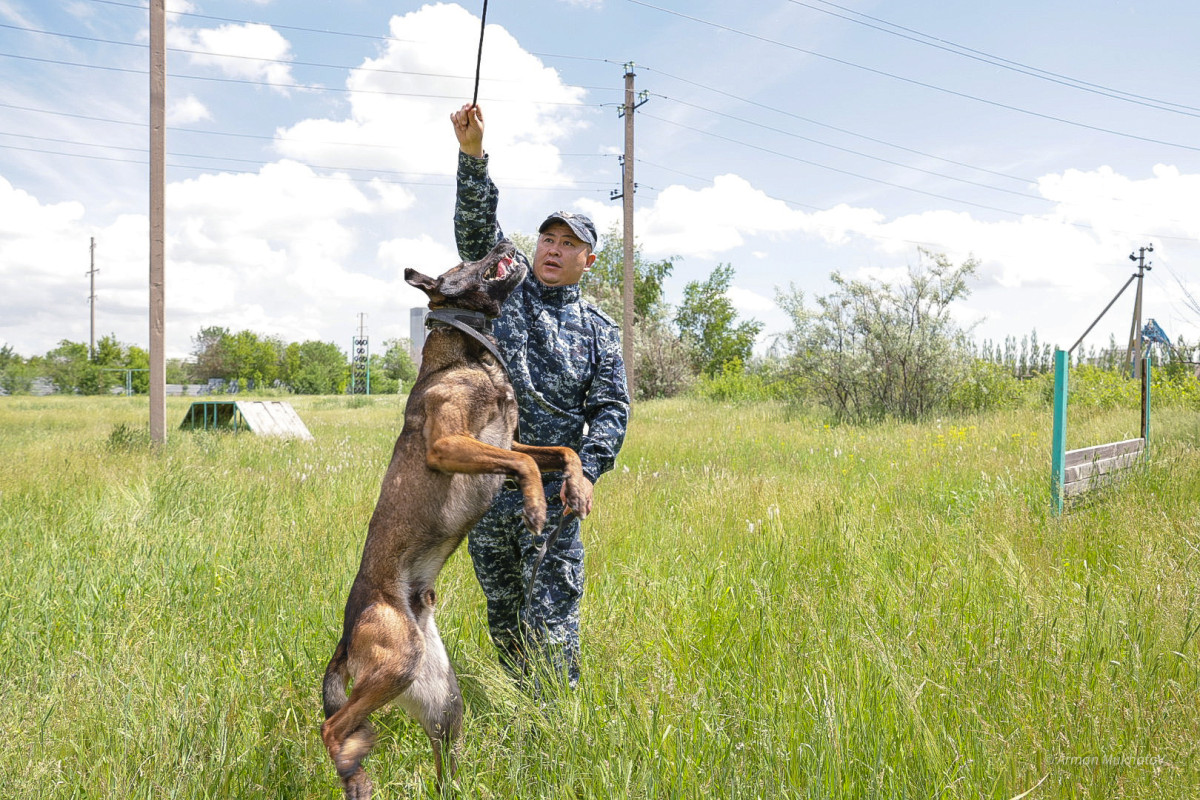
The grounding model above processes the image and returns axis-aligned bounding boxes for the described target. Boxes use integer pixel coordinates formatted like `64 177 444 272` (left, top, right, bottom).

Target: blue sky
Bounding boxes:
2 0 1199 360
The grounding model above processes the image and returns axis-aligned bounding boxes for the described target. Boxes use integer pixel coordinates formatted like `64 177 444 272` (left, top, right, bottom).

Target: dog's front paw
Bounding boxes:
563 475 593 519
522 497 547 534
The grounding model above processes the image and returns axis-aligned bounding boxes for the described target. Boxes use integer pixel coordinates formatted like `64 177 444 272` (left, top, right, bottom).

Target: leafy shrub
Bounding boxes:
694 359 769 403
947 359 1024 413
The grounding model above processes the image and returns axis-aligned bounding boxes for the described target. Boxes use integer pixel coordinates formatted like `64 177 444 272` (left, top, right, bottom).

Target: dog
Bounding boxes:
320 238 590 799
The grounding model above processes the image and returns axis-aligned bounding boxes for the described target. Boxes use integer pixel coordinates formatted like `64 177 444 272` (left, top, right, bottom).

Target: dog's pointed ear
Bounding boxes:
405 268 438 294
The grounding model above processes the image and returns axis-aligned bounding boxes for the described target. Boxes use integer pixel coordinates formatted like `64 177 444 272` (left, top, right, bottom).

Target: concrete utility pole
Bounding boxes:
87 237 98 360
612 64 647 400
1126 244 1153 379
149 0 166 443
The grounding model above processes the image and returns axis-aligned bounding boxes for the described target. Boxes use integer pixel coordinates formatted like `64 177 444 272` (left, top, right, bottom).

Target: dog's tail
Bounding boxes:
322 639 350 720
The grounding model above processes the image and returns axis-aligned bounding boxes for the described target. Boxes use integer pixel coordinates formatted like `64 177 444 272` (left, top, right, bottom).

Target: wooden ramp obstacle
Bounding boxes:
179 400 313 441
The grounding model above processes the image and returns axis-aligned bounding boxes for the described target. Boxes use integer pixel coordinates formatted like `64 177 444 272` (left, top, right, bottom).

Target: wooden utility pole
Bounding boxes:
149 0 166 442
87 237 98 360
613 64 647 400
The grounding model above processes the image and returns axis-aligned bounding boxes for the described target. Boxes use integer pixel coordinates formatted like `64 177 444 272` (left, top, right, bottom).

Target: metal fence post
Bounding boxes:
1050 348 1069 516
1141 350 1152 456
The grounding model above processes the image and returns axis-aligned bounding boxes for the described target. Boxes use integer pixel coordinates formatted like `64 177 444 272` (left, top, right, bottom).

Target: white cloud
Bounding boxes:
580 173 810 260
167 95 211 125
168 22 296 92
725 285 776 314
378 234 461 278
274 3 588 183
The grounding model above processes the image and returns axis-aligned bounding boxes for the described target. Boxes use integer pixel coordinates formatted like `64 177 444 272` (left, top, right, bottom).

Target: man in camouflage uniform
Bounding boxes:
450 103 629 687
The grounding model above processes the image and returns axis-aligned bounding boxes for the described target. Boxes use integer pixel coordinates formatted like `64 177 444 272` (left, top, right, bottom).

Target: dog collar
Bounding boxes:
425 308 507 370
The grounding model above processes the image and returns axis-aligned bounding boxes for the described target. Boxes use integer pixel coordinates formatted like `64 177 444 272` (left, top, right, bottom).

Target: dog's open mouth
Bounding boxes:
484 256 515 281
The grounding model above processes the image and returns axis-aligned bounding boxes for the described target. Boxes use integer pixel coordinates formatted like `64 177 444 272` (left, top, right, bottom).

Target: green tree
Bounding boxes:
674 263 763 377
191 326 232 382
286 340 347 395
0 343 34 394
43 340 106 394
226 330 284 389
127 346 151 393
778 250 978 422
374 338 418 393
92 334 125 367
166 357 190 385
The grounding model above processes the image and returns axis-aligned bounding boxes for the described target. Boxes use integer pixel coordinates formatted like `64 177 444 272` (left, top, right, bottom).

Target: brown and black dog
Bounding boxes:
320 239 590 799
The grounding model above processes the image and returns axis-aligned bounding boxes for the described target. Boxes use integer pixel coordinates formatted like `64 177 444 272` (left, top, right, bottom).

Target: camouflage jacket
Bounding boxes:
454 151 630 484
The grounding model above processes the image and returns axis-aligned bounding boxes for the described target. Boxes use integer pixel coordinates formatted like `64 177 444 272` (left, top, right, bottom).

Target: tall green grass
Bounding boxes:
1 396 1197 798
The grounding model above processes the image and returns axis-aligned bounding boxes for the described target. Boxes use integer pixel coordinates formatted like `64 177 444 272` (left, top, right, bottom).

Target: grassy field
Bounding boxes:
1 394 1197 799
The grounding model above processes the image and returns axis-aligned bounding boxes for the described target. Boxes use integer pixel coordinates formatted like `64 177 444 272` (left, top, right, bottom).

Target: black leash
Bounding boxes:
471 0 490 107
526 510 576 609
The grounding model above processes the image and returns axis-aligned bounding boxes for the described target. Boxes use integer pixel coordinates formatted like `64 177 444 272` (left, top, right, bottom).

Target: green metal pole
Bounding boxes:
1050 348 1069 516
1142 350 1151 456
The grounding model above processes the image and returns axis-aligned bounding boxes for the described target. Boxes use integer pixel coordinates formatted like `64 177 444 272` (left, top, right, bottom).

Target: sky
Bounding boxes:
2 0 1199 362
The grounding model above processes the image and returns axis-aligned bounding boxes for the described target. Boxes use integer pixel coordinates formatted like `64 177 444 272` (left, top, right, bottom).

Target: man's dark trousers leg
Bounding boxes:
467 481 584 686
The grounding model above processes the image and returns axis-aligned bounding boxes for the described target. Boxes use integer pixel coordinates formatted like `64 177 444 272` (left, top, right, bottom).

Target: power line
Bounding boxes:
784 0 1200 117
85 0 618 66
0 22 618 94
0 99 618 160
633 154 1199 246
641 113 1033 217
638 63 1036 185
9 2 1197 243
625 0 1200 153
0 50 609 108
652 93 1047 203
0 140 613 193
11 16 1051 192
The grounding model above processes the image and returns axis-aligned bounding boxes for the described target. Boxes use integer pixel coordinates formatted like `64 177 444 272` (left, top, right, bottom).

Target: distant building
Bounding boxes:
410 307 428 366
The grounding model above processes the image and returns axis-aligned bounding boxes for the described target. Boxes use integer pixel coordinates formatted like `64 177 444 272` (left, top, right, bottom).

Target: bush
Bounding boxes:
1067 365 1140 410
776 252 978 423
694 359 770 403
632 318 694 400
947 360 1024 413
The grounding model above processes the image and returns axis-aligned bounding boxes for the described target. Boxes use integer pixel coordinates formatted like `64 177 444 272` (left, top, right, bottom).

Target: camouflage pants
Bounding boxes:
467 479 584 688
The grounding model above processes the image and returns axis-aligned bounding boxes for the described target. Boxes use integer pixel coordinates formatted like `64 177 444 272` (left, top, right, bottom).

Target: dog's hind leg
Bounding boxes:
321 601 423 800
322 640 351 719
397 589 464 788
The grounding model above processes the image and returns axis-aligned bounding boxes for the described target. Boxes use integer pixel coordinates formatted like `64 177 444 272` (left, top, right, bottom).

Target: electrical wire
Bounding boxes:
637 63 1036 185
783 0 1200 117
652 93 1048 202
8 2 1196 241
0 139 612 193
0 22 618 94
641 113 1032 217
0 51 609 108
625 0 1200 153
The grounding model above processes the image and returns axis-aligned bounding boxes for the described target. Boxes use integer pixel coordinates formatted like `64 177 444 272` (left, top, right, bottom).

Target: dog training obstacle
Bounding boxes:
179 400 313 440
1050 349 1150 515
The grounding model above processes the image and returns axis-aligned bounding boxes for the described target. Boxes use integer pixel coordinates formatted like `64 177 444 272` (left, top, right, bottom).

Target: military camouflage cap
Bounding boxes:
538 211 597 250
